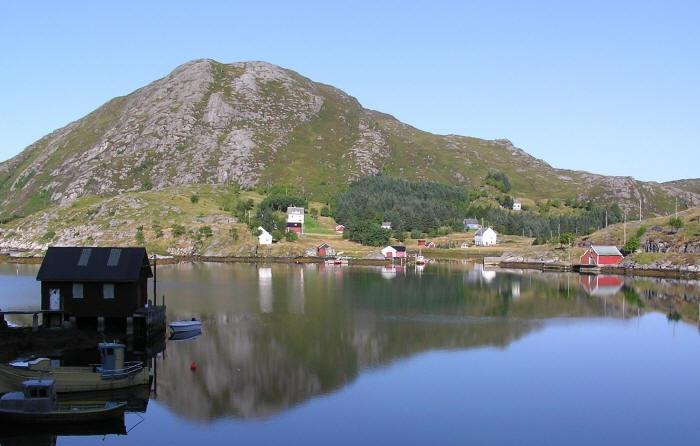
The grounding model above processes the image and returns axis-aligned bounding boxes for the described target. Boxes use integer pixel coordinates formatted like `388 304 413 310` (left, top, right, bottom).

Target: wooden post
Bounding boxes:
32 314 39 332
153 254 157 306
126 317 134 335
97 317 105 333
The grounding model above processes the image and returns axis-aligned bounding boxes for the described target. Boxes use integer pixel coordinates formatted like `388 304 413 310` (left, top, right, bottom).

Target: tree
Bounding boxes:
272 229 284 242
310 208 319 219
559 233 575 246
320 206 331 217
285 231 298 242
623 237 640 253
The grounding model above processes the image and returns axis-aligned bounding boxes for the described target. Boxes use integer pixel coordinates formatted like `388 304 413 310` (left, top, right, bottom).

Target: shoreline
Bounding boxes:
2 252 698 280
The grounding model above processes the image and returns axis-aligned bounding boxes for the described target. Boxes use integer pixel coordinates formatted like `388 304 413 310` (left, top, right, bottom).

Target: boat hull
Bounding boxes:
0 401 126 424
168 322 201 333
0 365 149 394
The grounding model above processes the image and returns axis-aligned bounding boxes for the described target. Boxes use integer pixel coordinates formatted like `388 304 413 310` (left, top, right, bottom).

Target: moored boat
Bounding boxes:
0 342 149 393
0 379 126 424
169 319 202 333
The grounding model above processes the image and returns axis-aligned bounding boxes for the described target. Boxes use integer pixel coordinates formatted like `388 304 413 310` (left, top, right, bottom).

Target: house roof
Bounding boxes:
318 243 332 249
287 207 304 215
474 227 495 236
36 247 153 283
391 245 407 252
590 245 623 256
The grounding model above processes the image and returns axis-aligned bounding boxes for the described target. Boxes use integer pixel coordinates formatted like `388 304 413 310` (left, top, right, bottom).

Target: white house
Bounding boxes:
381 221 392 230
286 207 304 235
258 227 273 245
474 227 497 246
380 245 407 259
512 200 522 211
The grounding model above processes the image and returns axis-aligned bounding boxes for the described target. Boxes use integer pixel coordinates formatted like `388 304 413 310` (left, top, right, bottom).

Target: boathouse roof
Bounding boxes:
36 247 153 282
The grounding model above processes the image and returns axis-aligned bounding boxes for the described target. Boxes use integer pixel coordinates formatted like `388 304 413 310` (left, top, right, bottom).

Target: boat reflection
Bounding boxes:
0 418 126 446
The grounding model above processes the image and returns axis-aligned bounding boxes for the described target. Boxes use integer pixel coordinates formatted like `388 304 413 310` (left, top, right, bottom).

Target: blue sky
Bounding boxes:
0 0 698 181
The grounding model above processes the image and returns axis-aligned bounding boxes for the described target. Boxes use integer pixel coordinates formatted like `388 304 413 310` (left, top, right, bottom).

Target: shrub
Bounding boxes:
310 208 319 219
635 225 647 239
393 230 406 242
135 226 145 245
320 206 331 217
285 231 298 242
272 229 284 241
198 226 213 238
229 228 239 241
669 217 683 229
410 230 422 239
40 230 56 243
190 194 200 204
172 224 186 237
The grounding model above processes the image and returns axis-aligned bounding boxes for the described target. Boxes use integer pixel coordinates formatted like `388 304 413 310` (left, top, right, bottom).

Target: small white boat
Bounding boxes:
169 319 202 333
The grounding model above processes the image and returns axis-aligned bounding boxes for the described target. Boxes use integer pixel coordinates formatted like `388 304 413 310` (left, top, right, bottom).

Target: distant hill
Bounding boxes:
664 179 700 195
1 59 698 221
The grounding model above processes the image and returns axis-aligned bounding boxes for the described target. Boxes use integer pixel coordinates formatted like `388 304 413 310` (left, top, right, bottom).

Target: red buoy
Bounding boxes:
190 362 198 371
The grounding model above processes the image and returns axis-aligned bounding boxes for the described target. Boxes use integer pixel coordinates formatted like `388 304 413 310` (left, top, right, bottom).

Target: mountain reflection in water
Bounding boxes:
2 261 700 444
153 263 611 421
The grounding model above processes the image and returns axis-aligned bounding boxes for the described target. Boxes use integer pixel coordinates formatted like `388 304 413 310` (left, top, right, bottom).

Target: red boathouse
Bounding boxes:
579 245 624 266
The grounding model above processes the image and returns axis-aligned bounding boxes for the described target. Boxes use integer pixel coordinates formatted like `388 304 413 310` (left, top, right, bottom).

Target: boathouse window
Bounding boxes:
72 283 84 299
77 248 92 266
103 283 115 299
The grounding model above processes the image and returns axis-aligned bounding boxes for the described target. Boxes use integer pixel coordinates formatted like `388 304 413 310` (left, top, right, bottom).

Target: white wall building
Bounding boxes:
474 227 497 246
512 200 522 211
258 227 273 245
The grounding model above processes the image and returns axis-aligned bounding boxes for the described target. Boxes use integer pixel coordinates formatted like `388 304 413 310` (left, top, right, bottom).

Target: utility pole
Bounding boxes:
623 211 627 245
639 198 642 222
605 210 608 229
675 197 678 218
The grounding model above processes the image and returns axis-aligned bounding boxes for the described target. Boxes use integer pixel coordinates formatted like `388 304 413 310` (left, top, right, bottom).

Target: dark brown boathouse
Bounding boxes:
37 247 155 330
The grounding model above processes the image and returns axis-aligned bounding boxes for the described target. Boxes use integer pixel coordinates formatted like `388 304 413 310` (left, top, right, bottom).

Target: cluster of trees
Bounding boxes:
334 176 472 244
485 170 511 193
469 202 624 243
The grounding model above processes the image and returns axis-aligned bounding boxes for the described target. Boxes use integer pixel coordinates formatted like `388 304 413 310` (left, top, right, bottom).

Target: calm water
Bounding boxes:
2 262 700 445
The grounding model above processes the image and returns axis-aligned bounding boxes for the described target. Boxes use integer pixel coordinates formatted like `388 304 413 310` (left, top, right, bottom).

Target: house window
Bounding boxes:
103 283 115 299
72 283 84 299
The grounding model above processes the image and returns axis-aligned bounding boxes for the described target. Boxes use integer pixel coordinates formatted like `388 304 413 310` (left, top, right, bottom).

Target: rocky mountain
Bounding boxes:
664 179 700 195
1 59 698 220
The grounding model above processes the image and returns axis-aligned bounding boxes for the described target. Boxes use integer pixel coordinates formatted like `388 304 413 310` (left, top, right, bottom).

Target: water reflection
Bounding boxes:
2 262 700 443
153 263 618 421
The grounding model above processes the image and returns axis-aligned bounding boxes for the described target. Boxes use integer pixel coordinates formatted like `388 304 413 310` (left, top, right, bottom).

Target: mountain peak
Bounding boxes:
0 60 698 219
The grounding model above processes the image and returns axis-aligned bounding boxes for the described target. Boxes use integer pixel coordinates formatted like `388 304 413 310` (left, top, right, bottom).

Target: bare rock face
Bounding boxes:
1 58 698 219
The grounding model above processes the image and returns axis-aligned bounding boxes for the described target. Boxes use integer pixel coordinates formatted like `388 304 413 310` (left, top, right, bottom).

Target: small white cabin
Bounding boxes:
513 200 522 211
258 227 273 245
474 227 497 246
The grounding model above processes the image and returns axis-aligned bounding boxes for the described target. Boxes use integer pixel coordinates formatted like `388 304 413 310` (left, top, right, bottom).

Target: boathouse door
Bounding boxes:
49 289 61 311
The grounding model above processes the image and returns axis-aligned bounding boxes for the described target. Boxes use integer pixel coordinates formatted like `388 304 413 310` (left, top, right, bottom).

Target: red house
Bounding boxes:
580 245 624 266
317 243 335 257
335 225 345 234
